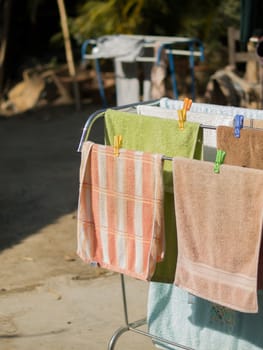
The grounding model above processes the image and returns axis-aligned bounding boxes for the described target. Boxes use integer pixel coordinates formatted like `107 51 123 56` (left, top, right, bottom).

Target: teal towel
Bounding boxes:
104 108 203 282
148 284 263 350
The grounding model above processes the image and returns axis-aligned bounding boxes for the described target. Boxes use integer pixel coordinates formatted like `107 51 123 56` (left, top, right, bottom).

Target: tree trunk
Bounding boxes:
57 0 81 110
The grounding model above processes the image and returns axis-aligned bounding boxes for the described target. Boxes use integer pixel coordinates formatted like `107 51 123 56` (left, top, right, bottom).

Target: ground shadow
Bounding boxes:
0 102 104 251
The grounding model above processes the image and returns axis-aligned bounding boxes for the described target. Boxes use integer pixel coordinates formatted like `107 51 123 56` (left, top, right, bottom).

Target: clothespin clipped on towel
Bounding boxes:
114 135 122 156
214 149 226 174
234 114 244 138
177 97 192 130
182 97 192 121
177 109 185 130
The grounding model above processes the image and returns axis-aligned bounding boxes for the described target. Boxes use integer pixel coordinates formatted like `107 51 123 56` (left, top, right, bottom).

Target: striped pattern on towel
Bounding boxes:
77 141 165 281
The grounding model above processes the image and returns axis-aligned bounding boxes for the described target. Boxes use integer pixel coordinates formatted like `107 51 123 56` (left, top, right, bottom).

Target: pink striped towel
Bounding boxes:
77 141 165 281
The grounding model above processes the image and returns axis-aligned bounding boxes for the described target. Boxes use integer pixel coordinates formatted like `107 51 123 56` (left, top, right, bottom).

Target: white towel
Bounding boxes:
159 97 263 120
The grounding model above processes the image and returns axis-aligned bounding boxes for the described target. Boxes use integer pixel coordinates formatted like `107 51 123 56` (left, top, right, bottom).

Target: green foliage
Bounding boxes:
70 0 145 43
23 0 241 45
69 0 240 70
199 0 241 68
24 0 240 70
70 0 239 52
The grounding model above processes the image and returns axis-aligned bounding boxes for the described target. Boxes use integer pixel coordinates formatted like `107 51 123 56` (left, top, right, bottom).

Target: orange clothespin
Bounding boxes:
182 97 192 121
177 109 184 130
114 135 122 156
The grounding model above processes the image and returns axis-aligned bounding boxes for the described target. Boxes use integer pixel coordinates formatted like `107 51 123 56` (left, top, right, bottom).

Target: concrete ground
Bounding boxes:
0 273 155 350
0 103 156 350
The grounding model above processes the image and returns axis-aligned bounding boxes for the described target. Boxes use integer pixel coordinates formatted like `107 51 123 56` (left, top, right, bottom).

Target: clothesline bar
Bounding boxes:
83 50 202 63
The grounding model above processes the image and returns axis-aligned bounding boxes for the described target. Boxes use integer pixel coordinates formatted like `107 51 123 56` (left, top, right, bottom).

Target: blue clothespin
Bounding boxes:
214 149 226 174
234 114 244 138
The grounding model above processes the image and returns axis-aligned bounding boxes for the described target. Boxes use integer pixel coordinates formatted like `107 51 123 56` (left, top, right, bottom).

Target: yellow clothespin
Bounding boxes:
114 135 122 156
182 97 192 121
177 109 185 130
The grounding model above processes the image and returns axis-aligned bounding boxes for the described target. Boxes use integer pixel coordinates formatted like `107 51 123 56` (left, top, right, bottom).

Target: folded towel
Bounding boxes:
104 108 202 282
148 283 263 350
216 126 263 170
93 35 145 61
77 141 165 281
173 157 263 313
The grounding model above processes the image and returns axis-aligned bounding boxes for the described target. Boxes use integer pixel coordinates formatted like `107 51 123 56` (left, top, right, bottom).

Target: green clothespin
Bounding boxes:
214 149 226 174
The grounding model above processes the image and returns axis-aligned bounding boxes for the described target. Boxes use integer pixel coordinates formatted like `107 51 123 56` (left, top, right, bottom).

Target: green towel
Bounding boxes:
104 108 203 282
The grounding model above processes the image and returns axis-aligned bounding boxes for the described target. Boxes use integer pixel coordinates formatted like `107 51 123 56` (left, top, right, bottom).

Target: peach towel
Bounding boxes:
173 157 263 313
216 126 263 169
77 141 165 281
217 124 263 289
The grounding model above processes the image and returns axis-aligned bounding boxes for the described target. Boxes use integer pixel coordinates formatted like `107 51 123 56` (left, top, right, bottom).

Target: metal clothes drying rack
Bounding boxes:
77 100 222 350
77 98 263 349
80 35 204 107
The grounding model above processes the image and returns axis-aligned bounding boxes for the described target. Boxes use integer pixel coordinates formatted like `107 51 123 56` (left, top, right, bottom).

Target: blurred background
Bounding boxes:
0 0 262 112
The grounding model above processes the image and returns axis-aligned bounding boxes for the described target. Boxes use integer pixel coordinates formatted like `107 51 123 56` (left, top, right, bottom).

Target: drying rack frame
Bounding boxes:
77 99 221 350
77 99 218 152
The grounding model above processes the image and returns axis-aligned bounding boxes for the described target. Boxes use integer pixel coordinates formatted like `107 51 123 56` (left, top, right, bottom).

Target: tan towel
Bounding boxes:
244 119 263 129
216 126 263 169
217 124 263 289
77 141 165 281
173 157 263 313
